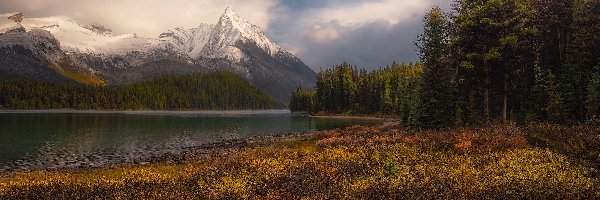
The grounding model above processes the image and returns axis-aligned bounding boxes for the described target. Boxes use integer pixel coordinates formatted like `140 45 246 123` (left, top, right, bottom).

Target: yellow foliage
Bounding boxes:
0 124 598 199
49 62 106 86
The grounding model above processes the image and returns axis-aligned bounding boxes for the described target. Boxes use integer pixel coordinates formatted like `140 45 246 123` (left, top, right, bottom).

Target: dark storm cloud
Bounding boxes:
267 0 454 70
280 19 424 70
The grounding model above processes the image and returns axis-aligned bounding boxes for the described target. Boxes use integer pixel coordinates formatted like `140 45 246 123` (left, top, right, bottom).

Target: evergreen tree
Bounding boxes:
290 87 317 113
0 72 278 110
586 71 600 119
293 0 599 127
417 6 454 128
544 71 568 123
568 0 600 120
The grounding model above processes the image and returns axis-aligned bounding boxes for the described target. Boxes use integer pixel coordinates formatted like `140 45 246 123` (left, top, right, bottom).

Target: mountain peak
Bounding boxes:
0 10 316 104
218 7 245 26
204 7 281 62
1 12 23 23
224 7 234 15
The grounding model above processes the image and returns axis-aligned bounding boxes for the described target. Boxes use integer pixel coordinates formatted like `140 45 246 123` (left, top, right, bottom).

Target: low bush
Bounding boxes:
1 123 598 199
524 122 600 163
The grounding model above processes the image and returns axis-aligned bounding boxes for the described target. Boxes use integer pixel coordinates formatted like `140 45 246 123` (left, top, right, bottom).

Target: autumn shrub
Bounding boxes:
316 123 528 154
0 166 197 199
191 124 596 199
524 123 600 162
1 123 599 199
192 144 597 199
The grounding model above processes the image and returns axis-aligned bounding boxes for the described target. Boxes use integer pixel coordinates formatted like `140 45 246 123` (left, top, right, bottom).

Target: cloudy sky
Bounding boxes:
0 0 452 70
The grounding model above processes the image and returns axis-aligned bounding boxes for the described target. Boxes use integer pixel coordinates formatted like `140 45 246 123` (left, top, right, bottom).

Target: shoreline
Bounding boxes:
309 112 398 121
0 109 292 115
0 111 388 176
0 122 388 176
310 115 388 121
0 131 317 177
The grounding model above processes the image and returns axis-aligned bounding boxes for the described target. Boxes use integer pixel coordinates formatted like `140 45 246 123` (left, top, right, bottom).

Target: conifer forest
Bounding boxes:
292 0 600 128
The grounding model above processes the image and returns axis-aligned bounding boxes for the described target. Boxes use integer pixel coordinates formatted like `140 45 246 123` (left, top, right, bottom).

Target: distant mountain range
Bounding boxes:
0 8 316 103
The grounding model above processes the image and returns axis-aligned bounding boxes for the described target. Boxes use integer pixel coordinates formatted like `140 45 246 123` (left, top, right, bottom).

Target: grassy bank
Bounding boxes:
1 123 599 199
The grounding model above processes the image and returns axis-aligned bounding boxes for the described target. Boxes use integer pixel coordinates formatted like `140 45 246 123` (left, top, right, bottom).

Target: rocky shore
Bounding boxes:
0 132 314 176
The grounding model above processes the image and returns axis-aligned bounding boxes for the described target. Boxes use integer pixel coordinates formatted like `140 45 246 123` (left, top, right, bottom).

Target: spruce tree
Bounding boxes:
417 6 454 128
586 71 600 119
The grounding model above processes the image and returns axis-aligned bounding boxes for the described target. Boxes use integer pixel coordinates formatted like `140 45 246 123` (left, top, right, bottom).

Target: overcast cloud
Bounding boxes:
0 0 452 70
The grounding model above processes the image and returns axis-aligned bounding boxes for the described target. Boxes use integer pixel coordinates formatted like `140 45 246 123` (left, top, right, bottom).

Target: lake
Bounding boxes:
0 110 382 172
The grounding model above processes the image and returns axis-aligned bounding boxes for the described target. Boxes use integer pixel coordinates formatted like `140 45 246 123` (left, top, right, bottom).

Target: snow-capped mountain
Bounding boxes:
200 7 282 63
0 9 316 102
14 14 165 56
0 12 24 34
0 12 97 83
159 24 214 60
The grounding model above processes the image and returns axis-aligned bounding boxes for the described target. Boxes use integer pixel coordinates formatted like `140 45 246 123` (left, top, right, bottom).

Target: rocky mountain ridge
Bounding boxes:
0 9 316 103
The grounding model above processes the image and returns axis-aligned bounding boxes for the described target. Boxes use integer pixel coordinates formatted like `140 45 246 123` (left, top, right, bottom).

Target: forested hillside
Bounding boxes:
291 0 600 127
0 72 278 110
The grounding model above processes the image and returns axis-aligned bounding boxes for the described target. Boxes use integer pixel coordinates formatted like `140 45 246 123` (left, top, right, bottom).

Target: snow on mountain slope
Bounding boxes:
159 24 214 60
0 28 63 63
3 8 289 64
0 12 95 77
200 7 282 62
0 10 315 102
20 16 164 55
0 12 25 34
0 19 24 34
0 12 22 22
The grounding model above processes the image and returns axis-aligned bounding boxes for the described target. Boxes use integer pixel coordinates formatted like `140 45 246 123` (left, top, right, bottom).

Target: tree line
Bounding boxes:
0 72 278 110
291 62 423 126
291 0 600 128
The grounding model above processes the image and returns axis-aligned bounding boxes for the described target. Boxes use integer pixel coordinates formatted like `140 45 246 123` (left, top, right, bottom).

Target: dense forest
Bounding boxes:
291 0 600 128
0 72 278 110
290 62 423 125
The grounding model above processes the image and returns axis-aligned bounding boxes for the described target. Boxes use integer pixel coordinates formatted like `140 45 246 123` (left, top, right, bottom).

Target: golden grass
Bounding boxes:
49 62 106 86
1 123 599 199
60 68 106 86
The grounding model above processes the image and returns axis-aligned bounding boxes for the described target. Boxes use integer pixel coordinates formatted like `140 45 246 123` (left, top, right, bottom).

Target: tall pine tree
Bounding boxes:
417 6 454 128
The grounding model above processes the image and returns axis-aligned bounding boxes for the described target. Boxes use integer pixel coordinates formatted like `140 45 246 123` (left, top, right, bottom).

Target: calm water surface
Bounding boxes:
0 110 382 172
